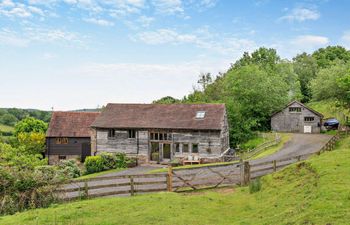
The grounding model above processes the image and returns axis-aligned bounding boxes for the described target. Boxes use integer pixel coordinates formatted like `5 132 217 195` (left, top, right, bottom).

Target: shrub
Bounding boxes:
115 153 128 168
100 152 117 170
84 156 104 174
57 159 81 178
0 165 66 215
249 178 262 194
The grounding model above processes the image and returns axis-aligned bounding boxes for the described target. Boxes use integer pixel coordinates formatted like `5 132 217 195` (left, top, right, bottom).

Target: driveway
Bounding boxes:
251 133 333 165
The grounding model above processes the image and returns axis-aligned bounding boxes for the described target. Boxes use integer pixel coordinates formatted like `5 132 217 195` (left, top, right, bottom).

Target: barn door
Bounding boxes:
81 142 91 162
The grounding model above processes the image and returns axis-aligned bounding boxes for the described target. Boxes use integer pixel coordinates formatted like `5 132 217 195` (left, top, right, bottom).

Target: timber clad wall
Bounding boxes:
271 101 322 133
47 137 90 155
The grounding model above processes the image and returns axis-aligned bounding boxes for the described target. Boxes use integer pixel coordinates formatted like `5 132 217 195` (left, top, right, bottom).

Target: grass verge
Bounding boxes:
2 136 350 224
251 133 292 160
0 123 14 133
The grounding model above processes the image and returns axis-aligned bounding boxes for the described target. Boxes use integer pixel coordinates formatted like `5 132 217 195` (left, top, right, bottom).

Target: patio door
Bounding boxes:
150 142 160 161
163 143 171 160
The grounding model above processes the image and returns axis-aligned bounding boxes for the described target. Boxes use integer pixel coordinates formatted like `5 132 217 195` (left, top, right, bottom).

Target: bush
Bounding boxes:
100 152 117 170
57 160 81 178
0 165 67 215
84 153 131 175
249 178 262 194
84 156 104 174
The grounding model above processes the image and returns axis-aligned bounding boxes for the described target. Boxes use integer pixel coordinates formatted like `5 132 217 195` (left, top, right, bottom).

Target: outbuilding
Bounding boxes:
46 111 100 164
271 100 323 133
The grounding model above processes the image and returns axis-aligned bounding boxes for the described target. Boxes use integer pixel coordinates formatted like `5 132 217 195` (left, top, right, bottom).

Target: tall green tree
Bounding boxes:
153 96 181 104
293 53 318 102
312 46 350 68
14 117 48 136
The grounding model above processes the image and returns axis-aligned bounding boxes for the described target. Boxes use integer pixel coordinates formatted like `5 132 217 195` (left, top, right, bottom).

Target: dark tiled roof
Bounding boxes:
46 112 100 137
91 103 226 130
271 100 324 118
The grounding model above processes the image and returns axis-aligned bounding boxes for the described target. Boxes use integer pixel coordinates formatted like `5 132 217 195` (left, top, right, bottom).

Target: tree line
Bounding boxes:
154 46 350 146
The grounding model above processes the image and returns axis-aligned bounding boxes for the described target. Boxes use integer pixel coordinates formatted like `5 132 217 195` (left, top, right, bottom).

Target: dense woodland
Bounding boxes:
154 46 350 146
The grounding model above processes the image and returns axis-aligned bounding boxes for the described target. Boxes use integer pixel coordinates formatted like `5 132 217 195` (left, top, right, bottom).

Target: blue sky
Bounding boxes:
1 0 349 110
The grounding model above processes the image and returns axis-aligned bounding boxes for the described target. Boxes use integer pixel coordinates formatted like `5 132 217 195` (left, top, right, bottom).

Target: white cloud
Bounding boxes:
0 28 29 47
137 15 154 27
341 31 350 49
279 7 320 22
83 17 114 26
0 27 85 47
0 1 46 18
196 0 217 10
292 35 329 47
133 28 257 55
151 0 184 15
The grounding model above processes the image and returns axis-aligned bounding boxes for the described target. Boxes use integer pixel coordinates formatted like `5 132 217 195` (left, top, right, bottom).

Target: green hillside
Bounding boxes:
0 124 14 133
2 136 350 225
308 100 350 123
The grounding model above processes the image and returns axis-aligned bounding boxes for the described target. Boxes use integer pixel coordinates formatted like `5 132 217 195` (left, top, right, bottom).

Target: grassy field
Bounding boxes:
2 136 350 224
251 133 292 159
0 123 14 133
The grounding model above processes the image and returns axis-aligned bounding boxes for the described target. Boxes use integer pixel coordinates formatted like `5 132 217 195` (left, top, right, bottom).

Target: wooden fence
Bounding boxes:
58 131 346 200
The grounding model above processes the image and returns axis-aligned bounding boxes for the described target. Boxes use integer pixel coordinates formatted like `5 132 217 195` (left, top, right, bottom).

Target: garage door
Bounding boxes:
304 126 312 133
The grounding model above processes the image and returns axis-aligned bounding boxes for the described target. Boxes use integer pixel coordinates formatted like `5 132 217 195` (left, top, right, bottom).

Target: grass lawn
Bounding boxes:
2 136 350 224
74 168 127 180
251 133 292 160
0 123 14 133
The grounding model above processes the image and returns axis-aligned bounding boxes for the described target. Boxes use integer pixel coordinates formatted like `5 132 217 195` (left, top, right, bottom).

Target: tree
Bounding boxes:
197 72 213 90
276 61 302 101
312 46 350 68
293 53 318 102
17 132 46 154
14 117 48 136
232 47 280 71
311 62 350 106
153 96 181 104
0 114 18 126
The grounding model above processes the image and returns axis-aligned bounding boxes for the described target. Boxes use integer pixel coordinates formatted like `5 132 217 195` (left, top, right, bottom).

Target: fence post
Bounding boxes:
84 180 89 199
297 155 301 162
240 158 244 186
130 176 135 196
167 166 173 192
243 161 251 185
273 160 277 172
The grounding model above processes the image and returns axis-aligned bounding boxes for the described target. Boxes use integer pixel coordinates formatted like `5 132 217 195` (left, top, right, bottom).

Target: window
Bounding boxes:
58 155 66 160
304 117 315 122
183 144 189 153
55 137 68 144
150 132 173 141
128 130 136 139
289 107 301 113
192 144 199 153
108 129 115 138
175 143 180 153
195 111 206 119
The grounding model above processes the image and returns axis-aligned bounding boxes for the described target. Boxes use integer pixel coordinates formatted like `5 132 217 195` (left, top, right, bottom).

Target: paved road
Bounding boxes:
60 133 333 199
251 133 332 165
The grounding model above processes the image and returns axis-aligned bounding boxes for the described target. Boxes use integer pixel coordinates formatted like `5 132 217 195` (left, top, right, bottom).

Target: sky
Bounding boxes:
0 0 350 110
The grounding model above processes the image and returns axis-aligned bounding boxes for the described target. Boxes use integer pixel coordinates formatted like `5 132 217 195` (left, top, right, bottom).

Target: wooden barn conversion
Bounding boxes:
46 111 100 164
91 103 230 164
271 100 323 133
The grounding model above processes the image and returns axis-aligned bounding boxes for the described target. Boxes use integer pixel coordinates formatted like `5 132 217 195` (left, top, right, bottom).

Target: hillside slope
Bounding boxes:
1 136 350 225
